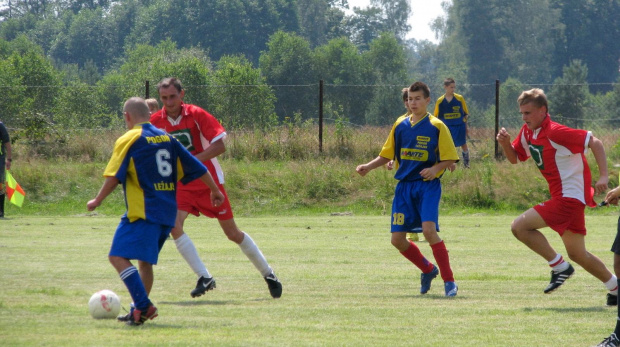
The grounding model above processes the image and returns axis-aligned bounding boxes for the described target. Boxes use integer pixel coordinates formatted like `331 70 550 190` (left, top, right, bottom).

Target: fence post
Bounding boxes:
494 79 500 160
145 80 150 99
319 79 324 153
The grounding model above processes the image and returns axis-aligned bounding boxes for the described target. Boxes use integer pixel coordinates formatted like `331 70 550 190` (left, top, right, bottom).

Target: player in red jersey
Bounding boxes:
496 88 617 304
150 77 282 300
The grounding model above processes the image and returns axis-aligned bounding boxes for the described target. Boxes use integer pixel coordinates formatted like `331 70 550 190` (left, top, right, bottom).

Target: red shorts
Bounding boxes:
533 196 586 236
177 185 234 220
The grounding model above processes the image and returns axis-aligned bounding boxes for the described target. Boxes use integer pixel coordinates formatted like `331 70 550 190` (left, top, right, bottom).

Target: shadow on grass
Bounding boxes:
523 306 607 313
159 297 275 306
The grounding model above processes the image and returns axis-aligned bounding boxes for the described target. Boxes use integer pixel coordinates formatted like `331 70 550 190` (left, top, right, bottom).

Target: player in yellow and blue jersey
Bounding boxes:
87 97 224 326
434 78 470 167
356 82 459 296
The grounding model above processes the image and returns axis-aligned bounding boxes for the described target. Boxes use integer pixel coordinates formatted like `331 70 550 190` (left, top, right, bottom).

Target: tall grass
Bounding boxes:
5 125 620 217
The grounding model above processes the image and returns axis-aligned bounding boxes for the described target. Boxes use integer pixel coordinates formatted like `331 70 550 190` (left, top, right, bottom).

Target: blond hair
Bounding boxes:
518 88 548 112
145 98 159 113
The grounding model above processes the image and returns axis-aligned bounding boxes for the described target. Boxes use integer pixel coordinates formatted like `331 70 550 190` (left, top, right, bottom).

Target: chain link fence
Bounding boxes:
5 81 620 161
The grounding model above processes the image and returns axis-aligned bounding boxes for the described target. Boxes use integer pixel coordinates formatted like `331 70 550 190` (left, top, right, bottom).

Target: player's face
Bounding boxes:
407 90 430 116
519 102 547 130
444 83 455 95
158 85 185 117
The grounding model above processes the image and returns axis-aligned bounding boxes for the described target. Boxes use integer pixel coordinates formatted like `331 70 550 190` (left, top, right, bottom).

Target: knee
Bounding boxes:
510 221 522 239
226 228 244 244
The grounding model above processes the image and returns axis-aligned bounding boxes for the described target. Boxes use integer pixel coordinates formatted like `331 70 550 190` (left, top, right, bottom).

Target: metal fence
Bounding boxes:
5 80 620 161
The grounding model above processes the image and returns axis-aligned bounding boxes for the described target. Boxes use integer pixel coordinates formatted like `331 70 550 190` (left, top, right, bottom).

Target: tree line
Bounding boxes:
0 0 619 135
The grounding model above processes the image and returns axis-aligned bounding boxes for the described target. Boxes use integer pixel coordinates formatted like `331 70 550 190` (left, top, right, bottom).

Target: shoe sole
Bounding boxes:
190 280 216 298
543 272 574 294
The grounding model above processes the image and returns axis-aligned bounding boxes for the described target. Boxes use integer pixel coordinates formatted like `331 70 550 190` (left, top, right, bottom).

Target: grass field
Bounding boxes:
1 214 619 346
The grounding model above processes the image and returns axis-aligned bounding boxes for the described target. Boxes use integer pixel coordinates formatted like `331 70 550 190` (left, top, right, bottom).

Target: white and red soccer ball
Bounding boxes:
88 290 121 319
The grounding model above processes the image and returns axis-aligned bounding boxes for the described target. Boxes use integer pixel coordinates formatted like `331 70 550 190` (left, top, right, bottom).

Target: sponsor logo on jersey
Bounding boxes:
444 112 461 119
168 129 194 152
528 144 545 170
401 148 428 161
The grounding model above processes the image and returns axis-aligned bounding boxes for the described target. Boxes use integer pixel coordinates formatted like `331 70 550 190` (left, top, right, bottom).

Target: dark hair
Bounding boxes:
157 77 183 93
443 78 455 86
408 81 430 99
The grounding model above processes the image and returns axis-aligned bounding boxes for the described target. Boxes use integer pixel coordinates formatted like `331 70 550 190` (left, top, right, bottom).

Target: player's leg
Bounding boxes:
218 217 282 298
562 231 617 292
461 143 470 168
422 223 457 297
170 209 216 298
109 256 157 325
511 208 557 260
393 181 439 293
512 207 576 293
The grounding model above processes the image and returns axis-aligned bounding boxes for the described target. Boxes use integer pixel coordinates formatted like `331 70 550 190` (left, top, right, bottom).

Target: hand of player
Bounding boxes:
87 199 100 211
496 127 511 145
386 160 394 171
356 164 370 177
594 176 609 196
420 167 438 180
210 190 226 207
447 163 456 172
605 187 620 206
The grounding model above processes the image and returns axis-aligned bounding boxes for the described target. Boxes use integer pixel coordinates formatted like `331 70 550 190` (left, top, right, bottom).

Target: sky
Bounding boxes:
345 0 448 43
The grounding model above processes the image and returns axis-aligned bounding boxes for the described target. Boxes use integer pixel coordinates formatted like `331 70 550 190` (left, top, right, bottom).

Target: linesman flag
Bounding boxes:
5 170 25 207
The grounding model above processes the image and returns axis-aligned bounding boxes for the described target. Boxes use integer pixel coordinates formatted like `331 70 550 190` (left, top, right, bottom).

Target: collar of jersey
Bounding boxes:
164 103 186 126
408 112 430 127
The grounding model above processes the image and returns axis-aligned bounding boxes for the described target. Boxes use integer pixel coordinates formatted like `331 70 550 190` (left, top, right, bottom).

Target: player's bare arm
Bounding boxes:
588 135 609 195
356 156 391 177
496 127 518 164
194 138 226 163
420 160 457 180
87 176 120 211
198 172 225 207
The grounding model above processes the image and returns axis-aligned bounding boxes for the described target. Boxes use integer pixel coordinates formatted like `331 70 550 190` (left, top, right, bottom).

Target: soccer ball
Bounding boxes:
88 290 121 319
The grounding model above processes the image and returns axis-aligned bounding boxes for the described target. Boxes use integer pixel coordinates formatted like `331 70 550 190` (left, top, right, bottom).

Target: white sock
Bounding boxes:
175 233 211 278
605 275 618 294
548 254 570 272
238 232 272 277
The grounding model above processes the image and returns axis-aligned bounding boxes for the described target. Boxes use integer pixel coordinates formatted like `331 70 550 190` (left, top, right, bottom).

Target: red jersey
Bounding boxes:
512 115 594 206
150 103 226 191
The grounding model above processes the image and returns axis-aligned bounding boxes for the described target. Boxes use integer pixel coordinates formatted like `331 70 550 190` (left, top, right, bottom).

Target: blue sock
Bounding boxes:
119 266 151 311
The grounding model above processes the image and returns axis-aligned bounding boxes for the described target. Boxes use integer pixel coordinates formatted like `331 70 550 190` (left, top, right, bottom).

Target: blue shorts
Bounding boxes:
391 179 441 233
448 123 467 147
109 217 171 265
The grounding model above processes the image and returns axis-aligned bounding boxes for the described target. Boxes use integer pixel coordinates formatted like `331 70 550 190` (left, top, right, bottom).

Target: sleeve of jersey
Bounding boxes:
378 118 403 160
432 118 459 161
195 108 226 143
174 137 208 185
456 95 469 116
103 129 141 181
433 98 442 117
548 124 589 154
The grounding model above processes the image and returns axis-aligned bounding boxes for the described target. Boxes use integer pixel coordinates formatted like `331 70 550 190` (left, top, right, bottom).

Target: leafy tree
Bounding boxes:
210 55 277 129
296 0 346 47
551 0 620 89
259 31 317 121
313 37 372 125
548 60 589 128
363 32 408 125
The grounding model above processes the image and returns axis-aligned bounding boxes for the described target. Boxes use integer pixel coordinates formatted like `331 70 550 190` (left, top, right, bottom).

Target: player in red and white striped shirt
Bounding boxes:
497 88 617 304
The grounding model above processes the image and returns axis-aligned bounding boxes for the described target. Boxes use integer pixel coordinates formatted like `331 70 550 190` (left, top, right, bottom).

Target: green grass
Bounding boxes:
1 214 619 346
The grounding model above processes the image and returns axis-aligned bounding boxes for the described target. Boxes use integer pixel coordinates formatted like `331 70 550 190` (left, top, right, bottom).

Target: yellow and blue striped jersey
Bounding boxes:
379 113 458 181
103 122 207 226
434 93 469 126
